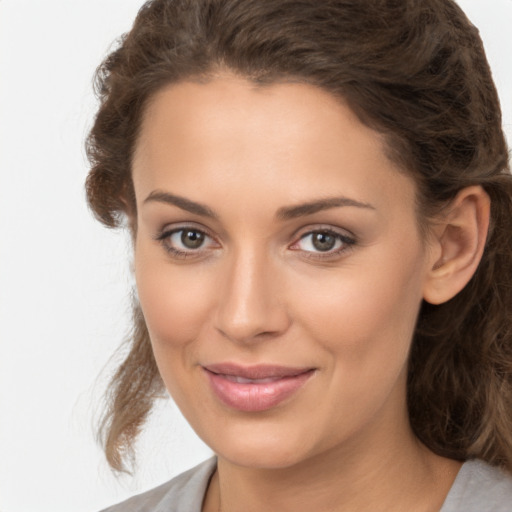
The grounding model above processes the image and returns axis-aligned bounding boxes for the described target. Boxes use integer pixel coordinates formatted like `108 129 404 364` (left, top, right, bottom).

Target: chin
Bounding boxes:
199 418 319 470
218 443 311 470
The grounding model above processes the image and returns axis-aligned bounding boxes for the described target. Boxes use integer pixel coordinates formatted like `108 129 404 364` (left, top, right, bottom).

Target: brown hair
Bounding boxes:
86 0 512 472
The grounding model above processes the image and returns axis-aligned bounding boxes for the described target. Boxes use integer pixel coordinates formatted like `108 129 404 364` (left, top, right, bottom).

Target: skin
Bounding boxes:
130 75 479 511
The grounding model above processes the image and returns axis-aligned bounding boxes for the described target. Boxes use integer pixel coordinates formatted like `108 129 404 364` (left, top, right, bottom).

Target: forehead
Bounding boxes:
132 76 417 218
136 75 383 161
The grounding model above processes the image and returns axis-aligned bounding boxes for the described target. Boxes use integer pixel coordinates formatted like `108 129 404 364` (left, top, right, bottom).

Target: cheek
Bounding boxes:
291 246 426 371
284 251 427 442
134 246 215 350
134 248 220 409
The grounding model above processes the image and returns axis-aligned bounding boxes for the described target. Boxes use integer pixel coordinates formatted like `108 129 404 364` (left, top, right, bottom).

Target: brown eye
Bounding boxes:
291 228 355 258
156 227 218 258
311 232 336 252
181 229 205 249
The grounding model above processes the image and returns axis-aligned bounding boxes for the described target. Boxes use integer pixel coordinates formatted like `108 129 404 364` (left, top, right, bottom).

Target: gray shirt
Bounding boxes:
100 458 512 511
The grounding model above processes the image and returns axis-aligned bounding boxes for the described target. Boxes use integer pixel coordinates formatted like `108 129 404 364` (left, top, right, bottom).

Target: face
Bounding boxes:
132 76 435 469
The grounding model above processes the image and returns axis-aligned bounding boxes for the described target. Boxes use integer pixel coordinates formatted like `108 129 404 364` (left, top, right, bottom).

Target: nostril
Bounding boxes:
213 258 291 343
215 323 286 344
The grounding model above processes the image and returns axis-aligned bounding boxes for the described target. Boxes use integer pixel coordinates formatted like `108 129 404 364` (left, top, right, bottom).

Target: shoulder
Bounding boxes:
98 457 217 512
441 459 512 512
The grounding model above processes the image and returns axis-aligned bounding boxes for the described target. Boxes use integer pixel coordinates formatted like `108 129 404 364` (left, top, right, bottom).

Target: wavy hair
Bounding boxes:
86 0 512 472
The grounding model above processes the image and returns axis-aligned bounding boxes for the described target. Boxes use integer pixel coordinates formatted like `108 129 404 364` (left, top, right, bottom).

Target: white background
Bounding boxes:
0 1 511 511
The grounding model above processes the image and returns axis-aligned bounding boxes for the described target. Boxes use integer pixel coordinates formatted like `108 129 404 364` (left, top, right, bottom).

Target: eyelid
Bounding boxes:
154 218 218 237
153 222 356 260
290 224 356 244
154 222 220 258
288 225 357 258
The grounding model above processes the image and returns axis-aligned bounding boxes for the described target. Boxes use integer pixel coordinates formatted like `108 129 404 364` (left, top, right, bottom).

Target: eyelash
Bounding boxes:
154 225 356 261
154 225 219 259
289 228 356 260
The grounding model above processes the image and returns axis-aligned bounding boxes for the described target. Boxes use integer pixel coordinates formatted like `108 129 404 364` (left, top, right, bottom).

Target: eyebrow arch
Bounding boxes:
276 197 375 220
143 190 218 219
144 191 374 221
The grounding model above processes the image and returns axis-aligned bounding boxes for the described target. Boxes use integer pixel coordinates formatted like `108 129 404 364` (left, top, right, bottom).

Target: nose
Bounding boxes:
214 249 291 344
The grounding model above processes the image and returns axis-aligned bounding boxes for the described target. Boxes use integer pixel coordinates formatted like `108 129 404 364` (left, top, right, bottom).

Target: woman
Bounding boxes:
86 0 512 510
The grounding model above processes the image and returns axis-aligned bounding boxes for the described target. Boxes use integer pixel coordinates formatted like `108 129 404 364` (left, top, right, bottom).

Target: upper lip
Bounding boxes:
203 363 314 380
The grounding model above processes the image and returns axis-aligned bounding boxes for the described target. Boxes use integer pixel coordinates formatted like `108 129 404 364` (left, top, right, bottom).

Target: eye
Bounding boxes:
290 229 355 258
175 229 206 249
155 226 219 258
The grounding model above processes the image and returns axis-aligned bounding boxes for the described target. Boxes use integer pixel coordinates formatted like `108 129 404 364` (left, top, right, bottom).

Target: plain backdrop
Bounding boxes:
0 1 511 511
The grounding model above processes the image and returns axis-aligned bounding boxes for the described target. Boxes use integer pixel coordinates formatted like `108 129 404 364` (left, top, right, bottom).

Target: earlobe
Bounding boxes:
423 186 490 305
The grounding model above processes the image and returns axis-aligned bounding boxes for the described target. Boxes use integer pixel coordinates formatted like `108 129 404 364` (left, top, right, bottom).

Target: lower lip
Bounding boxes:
204 369 314 412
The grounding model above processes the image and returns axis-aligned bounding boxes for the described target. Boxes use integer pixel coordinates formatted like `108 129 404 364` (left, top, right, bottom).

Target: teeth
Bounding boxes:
224 375 281 384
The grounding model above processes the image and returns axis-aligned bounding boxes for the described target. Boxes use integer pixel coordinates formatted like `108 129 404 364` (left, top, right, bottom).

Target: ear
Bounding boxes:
423 186 490 305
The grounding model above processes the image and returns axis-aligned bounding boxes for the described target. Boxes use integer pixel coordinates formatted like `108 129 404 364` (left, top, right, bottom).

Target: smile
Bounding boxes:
203 363 315 412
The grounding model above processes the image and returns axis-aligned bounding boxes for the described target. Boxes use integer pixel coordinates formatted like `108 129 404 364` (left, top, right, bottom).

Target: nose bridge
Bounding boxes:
215 243 288 343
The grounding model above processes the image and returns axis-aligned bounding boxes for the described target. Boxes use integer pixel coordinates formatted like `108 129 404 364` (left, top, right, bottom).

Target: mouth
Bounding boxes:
202 363 316 412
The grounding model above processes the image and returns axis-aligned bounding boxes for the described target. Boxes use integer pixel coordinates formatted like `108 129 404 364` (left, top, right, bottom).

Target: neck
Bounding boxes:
203 408 461 512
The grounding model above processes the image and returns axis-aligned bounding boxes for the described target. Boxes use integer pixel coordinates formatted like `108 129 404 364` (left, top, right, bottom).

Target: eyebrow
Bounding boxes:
276 196 375 220
143 190 375 220
144 190 218 218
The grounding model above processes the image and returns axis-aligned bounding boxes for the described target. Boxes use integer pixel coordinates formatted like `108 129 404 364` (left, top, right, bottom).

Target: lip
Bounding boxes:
203 363 315 412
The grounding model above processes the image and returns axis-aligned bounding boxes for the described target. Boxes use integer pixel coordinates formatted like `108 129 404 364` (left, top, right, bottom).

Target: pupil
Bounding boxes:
181 230 204 249
312 232 335 252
